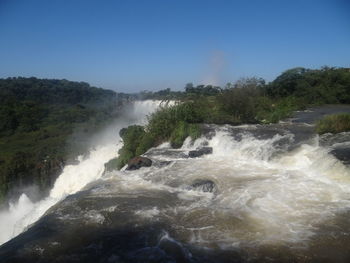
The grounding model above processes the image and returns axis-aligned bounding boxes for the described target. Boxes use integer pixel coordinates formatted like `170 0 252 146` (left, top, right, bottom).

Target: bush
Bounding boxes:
115 125 146 169
316 113 350 134
217 85 261 124
135 133 156 156
255 96 306 123
115 148 134 170
147 101 204 140
170 121 188 148
112 103 204 170
169 121 201 148
147 103 202 148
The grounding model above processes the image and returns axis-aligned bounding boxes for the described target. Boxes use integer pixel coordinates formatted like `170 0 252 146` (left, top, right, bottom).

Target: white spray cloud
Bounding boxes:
201 50 227 86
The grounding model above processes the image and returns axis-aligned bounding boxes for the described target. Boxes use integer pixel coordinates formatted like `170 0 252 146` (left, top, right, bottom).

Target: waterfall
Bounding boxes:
0 100 164 245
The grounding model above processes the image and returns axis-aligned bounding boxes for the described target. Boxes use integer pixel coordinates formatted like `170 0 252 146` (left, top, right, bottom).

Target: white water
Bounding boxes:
0 100 164 245
102 126 350 248
203 130 350 245
1 103 350 251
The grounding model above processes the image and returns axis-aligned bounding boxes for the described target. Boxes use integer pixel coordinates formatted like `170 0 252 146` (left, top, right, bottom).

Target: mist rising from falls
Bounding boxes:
0 100 164 245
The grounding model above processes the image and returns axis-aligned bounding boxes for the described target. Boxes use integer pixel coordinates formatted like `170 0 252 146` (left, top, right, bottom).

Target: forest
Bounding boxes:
0 77 123 203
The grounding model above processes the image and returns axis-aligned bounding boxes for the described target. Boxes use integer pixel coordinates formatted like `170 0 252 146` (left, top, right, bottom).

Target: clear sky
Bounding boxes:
0 0 349 92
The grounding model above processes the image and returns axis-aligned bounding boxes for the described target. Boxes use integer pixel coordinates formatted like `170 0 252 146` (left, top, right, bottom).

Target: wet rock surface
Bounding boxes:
291 105 350 124
331 148 350 165
188 147 213 158
126 156 152 170
190 179 216 193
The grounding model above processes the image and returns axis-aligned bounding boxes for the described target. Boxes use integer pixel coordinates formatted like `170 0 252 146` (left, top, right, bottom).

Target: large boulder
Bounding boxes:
126 156 152 170
188 147 213 158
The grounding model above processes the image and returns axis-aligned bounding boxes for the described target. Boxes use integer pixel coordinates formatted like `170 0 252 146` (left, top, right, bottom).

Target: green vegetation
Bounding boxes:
114 105 202 169
266 67 350 104
3 66 350 196
111 67 350 171
316 114 350 134
0 77 121 202
115 125 146 169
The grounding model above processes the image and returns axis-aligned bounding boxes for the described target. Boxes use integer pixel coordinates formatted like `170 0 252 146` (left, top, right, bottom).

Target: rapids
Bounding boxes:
0 104 350 262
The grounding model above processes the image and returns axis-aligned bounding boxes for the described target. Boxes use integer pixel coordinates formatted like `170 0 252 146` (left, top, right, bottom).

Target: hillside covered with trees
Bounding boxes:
0 77 123 203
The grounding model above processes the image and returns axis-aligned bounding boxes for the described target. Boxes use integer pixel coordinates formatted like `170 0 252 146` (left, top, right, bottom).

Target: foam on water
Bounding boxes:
198 130 350 246
104 127 350 248
2 102 350 252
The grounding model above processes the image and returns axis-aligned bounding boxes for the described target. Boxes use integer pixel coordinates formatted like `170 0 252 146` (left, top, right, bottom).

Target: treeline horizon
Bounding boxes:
139 66 350 103
105 66 350 171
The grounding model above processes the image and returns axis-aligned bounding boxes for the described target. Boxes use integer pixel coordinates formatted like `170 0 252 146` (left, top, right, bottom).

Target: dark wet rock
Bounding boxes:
331 148 350 165
319 132 350 165
188 147 213 158
292 105 350 124
126 156 152 170
190 179 216 193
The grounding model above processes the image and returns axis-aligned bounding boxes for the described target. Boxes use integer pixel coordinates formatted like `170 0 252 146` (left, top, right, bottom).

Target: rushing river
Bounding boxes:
0 103 350 263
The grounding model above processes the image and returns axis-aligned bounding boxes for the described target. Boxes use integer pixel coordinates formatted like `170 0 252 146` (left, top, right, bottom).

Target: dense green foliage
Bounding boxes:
113 103 202 169
266 67 350 104
0 77 120 202
316 114 350 134
112 67 350 171
115 125 146 169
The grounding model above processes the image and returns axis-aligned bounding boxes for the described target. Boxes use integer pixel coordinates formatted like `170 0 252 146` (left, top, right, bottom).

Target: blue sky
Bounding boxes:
0 0 349 92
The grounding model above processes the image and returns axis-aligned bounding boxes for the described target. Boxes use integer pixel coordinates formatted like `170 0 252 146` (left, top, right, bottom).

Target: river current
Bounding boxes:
0 102 350 262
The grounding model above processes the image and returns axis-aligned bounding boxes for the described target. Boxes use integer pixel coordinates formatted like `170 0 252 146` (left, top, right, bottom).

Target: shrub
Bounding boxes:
112 103 204 170
135 133 156 156
115 125 146 169
170 121 189 148
217 87 259 124
188 123 201 140
147 101 204 140
316 113 350 134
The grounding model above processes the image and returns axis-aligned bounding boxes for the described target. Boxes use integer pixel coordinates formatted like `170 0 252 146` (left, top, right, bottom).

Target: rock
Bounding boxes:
126 156 152 170
188 147 213 158
190 179 216 193
331 148 350 165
